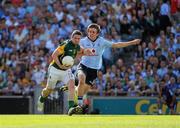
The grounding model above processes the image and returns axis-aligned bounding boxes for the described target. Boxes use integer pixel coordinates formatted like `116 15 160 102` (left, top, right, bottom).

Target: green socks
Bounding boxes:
68 100 75 109
39 95 47 103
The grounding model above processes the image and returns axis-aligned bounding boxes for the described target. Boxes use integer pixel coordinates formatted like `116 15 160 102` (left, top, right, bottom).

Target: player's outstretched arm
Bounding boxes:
112 39 141 48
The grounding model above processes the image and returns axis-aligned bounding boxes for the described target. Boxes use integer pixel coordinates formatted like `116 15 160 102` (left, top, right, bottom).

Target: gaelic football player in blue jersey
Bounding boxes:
68 23 141 115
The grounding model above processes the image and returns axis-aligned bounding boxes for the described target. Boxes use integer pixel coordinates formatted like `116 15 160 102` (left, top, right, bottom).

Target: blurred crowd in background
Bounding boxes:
0 0 179 97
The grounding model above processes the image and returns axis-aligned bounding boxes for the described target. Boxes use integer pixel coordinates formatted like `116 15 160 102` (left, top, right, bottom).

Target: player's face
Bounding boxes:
71 34 81 44
87 28 99 41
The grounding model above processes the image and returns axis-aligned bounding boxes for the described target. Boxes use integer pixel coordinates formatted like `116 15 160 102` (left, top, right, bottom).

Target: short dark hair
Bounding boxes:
71 30 82 37
87 23 101 33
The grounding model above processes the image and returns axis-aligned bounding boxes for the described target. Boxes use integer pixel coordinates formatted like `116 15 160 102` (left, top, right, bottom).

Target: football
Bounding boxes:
62 56 74 66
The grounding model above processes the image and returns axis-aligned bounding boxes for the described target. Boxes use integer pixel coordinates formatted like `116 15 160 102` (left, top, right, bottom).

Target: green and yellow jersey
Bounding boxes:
51 40 81 69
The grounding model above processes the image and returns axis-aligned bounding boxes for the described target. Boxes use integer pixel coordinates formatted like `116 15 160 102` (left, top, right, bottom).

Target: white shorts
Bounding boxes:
46 65 74 89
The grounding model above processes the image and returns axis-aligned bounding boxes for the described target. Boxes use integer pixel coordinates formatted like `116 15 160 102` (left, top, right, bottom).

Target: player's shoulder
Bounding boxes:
59 40 70 46
98 36 106 41
80 37 88 41
59 40 66 45
80 37 89 45
98 36 112 44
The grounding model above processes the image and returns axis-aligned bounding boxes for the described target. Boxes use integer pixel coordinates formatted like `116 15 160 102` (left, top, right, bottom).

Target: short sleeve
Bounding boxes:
57 44 65 54
102 38 113 48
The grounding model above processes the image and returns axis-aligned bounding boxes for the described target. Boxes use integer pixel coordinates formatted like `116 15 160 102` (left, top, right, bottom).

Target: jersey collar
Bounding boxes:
70 40 78 46
87 36 99 42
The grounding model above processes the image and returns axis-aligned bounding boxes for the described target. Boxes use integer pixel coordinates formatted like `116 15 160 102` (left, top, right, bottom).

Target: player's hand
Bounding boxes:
84 48 96 56
59 64 72 69
63 64 72 69
133 39 141 45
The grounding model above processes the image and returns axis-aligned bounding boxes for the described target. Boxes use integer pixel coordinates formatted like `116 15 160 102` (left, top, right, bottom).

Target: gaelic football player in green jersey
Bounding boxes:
37 30 94 114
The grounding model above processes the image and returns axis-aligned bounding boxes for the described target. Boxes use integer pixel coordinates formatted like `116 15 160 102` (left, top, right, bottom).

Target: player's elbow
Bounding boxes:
51 51 58 60
51 53 55 60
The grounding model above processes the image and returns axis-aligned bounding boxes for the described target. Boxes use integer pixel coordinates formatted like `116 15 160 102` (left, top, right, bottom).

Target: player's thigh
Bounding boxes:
77 69 86 81
76 63 97 85
63 69 75 85
47 66 61 89
76 63 87 81
85 68 97 86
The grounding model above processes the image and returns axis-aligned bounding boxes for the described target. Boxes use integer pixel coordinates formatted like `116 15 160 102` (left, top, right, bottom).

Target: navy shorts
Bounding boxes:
75 63 98 86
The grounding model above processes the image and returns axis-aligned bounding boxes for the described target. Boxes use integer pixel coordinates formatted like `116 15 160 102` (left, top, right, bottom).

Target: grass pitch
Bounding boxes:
0 115 179 128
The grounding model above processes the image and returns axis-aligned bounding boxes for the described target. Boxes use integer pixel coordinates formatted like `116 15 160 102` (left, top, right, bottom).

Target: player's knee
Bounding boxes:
42 88 52 97
78 74 86 85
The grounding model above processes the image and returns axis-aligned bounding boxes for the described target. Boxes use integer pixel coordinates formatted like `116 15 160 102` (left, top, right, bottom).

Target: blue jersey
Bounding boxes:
80 37 113 69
